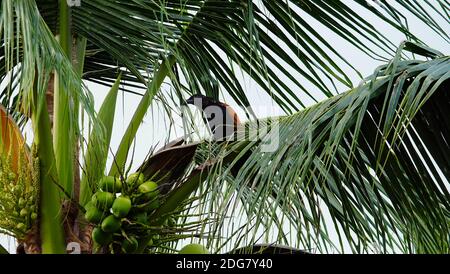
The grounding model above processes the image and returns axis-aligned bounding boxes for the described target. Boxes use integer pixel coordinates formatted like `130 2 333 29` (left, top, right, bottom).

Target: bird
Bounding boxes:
185 94 241 142
185 95 283 203
185 94 285 204
185 94 250 177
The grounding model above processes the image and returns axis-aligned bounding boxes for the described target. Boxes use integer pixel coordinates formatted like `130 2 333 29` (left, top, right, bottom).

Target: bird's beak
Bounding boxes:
184 97 194 105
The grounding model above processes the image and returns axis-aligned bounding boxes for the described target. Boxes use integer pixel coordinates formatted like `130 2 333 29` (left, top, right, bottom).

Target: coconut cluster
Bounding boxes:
0 149 39 238
85 172 161 253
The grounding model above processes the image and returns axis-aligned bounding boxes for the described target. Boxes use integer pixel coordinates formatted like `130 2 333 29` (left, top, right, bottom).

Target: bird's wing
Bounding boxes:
225 105 241 128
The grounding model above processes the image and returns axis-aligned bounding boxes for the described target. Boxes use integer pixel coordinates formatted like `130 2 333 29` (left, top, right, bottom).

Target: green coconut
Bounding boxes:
179 243 209 254
99 176 122 193
85 206 105 224
92 227 113 245
122 236 139 253
112 196 132 218
92 191 115 210
138 181 159 201
84 201 95 211
101 215 121 233
126 172 145 187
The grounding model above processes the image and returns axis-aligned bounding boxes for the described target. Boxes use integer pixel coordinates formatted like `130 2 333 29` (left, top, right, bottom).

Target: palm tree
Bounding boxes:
0 0 448 254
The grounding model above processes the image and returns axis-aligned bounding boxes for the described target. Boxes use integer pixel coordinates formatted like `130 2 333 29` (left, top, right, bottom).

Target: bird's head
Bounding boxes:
184 94 216 109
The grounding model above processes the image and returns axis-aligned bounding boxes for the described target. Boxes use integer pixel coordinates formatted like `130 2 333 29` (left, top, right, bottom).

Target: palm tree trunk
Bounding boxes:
23 34 86 255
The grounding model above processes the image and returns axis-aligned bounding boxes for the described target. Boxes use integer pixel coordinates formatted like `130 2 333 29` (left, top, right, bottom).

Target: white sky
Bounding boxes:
1 1 449 253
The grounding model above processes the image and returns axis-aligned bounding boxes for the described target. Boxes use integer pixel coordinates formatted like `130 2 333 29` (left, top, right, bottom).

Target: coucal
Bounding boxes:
185 95 281 203
186 94 283 203
185 94 249 177
185 94 241 141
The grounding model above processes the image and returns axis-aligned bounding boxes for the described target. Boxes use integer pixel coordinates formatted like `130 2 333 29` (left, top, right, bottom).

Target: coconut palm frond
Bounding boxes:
74 0 445 113
1 0 448 254
194 44 450 254
0 0 98 126
20 1 447 114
